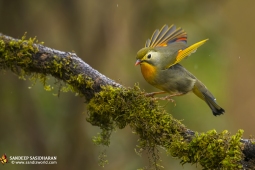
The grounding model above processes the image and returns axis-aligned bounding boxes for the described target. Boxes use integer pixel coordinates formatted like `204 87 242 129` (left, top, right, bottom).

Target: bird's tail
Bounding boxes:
193 81 225 116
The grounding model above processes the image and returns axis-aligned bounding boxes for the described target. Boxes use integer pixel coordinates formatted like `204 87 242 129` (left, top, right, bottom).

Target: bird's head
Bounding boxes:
135 47 161 67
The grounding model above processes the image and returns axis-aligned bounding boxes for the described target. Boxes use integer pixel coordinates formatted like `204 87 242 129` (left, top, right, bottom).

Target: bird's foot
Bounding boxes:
145 92 179 105
157 96 176 104
148 95 176 106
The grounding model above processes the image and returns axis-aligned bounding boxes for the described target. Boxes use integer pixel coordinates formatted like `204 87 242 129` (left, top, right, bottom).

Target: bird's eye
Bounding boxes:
147 54 151 59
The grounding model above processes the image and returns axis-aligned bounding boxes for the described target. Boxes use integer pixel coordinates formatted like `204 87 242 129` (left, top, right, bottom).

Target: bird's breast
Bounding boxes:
140 62 157 84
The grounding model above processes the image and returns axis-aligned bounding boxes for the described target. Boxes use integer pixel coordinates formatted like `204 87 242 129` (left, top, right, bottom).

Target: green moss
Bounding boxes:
84 76 94 89
0 34 51 91
0 33 37 75
87 85 244 169
87 85 186 168
98 150 108 167
87 84 179 134
0 33 95 96
52 55 64 77
168 129 244 169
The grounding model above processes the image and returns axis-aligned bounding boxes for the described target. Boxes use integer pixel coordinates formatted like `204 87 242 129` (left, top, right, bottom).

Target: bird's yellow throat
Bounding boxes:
140 62 157 84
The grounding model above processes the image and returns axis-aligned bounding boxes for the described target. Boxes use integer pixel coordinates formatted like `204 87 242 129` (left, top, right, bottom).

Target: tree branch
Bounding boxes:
0 33 254 169
0 33 121 101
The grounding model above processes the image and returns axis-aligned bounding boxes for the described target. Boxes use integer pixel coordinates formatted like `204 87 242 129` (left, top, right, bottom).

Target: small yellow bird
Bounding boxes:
135 24 224 116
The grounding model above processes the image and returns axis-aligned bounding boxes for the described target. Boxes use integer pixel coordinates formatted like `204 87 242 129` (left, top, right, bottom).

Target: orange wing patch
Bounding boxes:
176 37 187 42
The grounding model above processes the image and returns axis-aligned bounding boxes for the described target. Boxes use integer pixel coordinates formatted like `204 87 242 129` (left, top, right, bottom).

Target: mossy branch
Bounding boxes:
0 33 121 101
0 33 254 169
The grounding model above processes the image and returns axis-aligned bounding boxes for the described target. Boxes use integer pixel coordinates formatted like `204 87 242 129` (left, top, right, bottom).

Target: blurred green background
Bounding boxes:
0 0 254 169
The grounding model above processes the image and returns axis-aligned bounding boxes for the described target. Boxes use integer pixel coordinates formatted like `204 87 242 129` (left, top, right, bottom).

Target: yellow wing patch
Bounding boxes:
165 39 208 69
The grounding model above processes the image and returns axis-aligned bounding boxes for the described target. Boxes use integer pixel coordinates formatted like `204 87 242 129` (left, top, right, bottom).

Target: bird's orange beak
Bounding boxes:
135 59 141 66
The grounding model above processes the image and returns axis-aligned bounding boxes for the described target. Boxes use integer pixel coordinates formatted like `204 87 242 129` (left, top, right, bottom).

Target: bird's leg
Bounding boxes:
145 91 185 104
145 91 167 97
164 92 186 99
157 93 186 103
145 91 175 103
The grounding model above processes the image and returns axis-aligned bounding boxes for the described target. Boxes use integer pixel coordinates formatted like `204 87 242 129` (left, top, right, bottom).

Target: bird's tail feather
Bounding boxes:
193 82 225 116
202 92 225 116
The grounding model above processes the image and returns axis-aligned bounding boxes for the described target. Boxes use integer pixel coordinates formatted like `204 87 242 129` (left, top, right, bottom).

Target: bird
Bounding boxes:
135 24 225 116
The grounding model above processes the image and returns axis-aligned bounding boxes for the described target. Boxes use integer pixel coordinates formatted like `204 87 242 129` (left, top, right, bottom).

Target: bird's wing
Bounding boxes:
164 39 208 69
144 24 208 69
145 24 187 48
